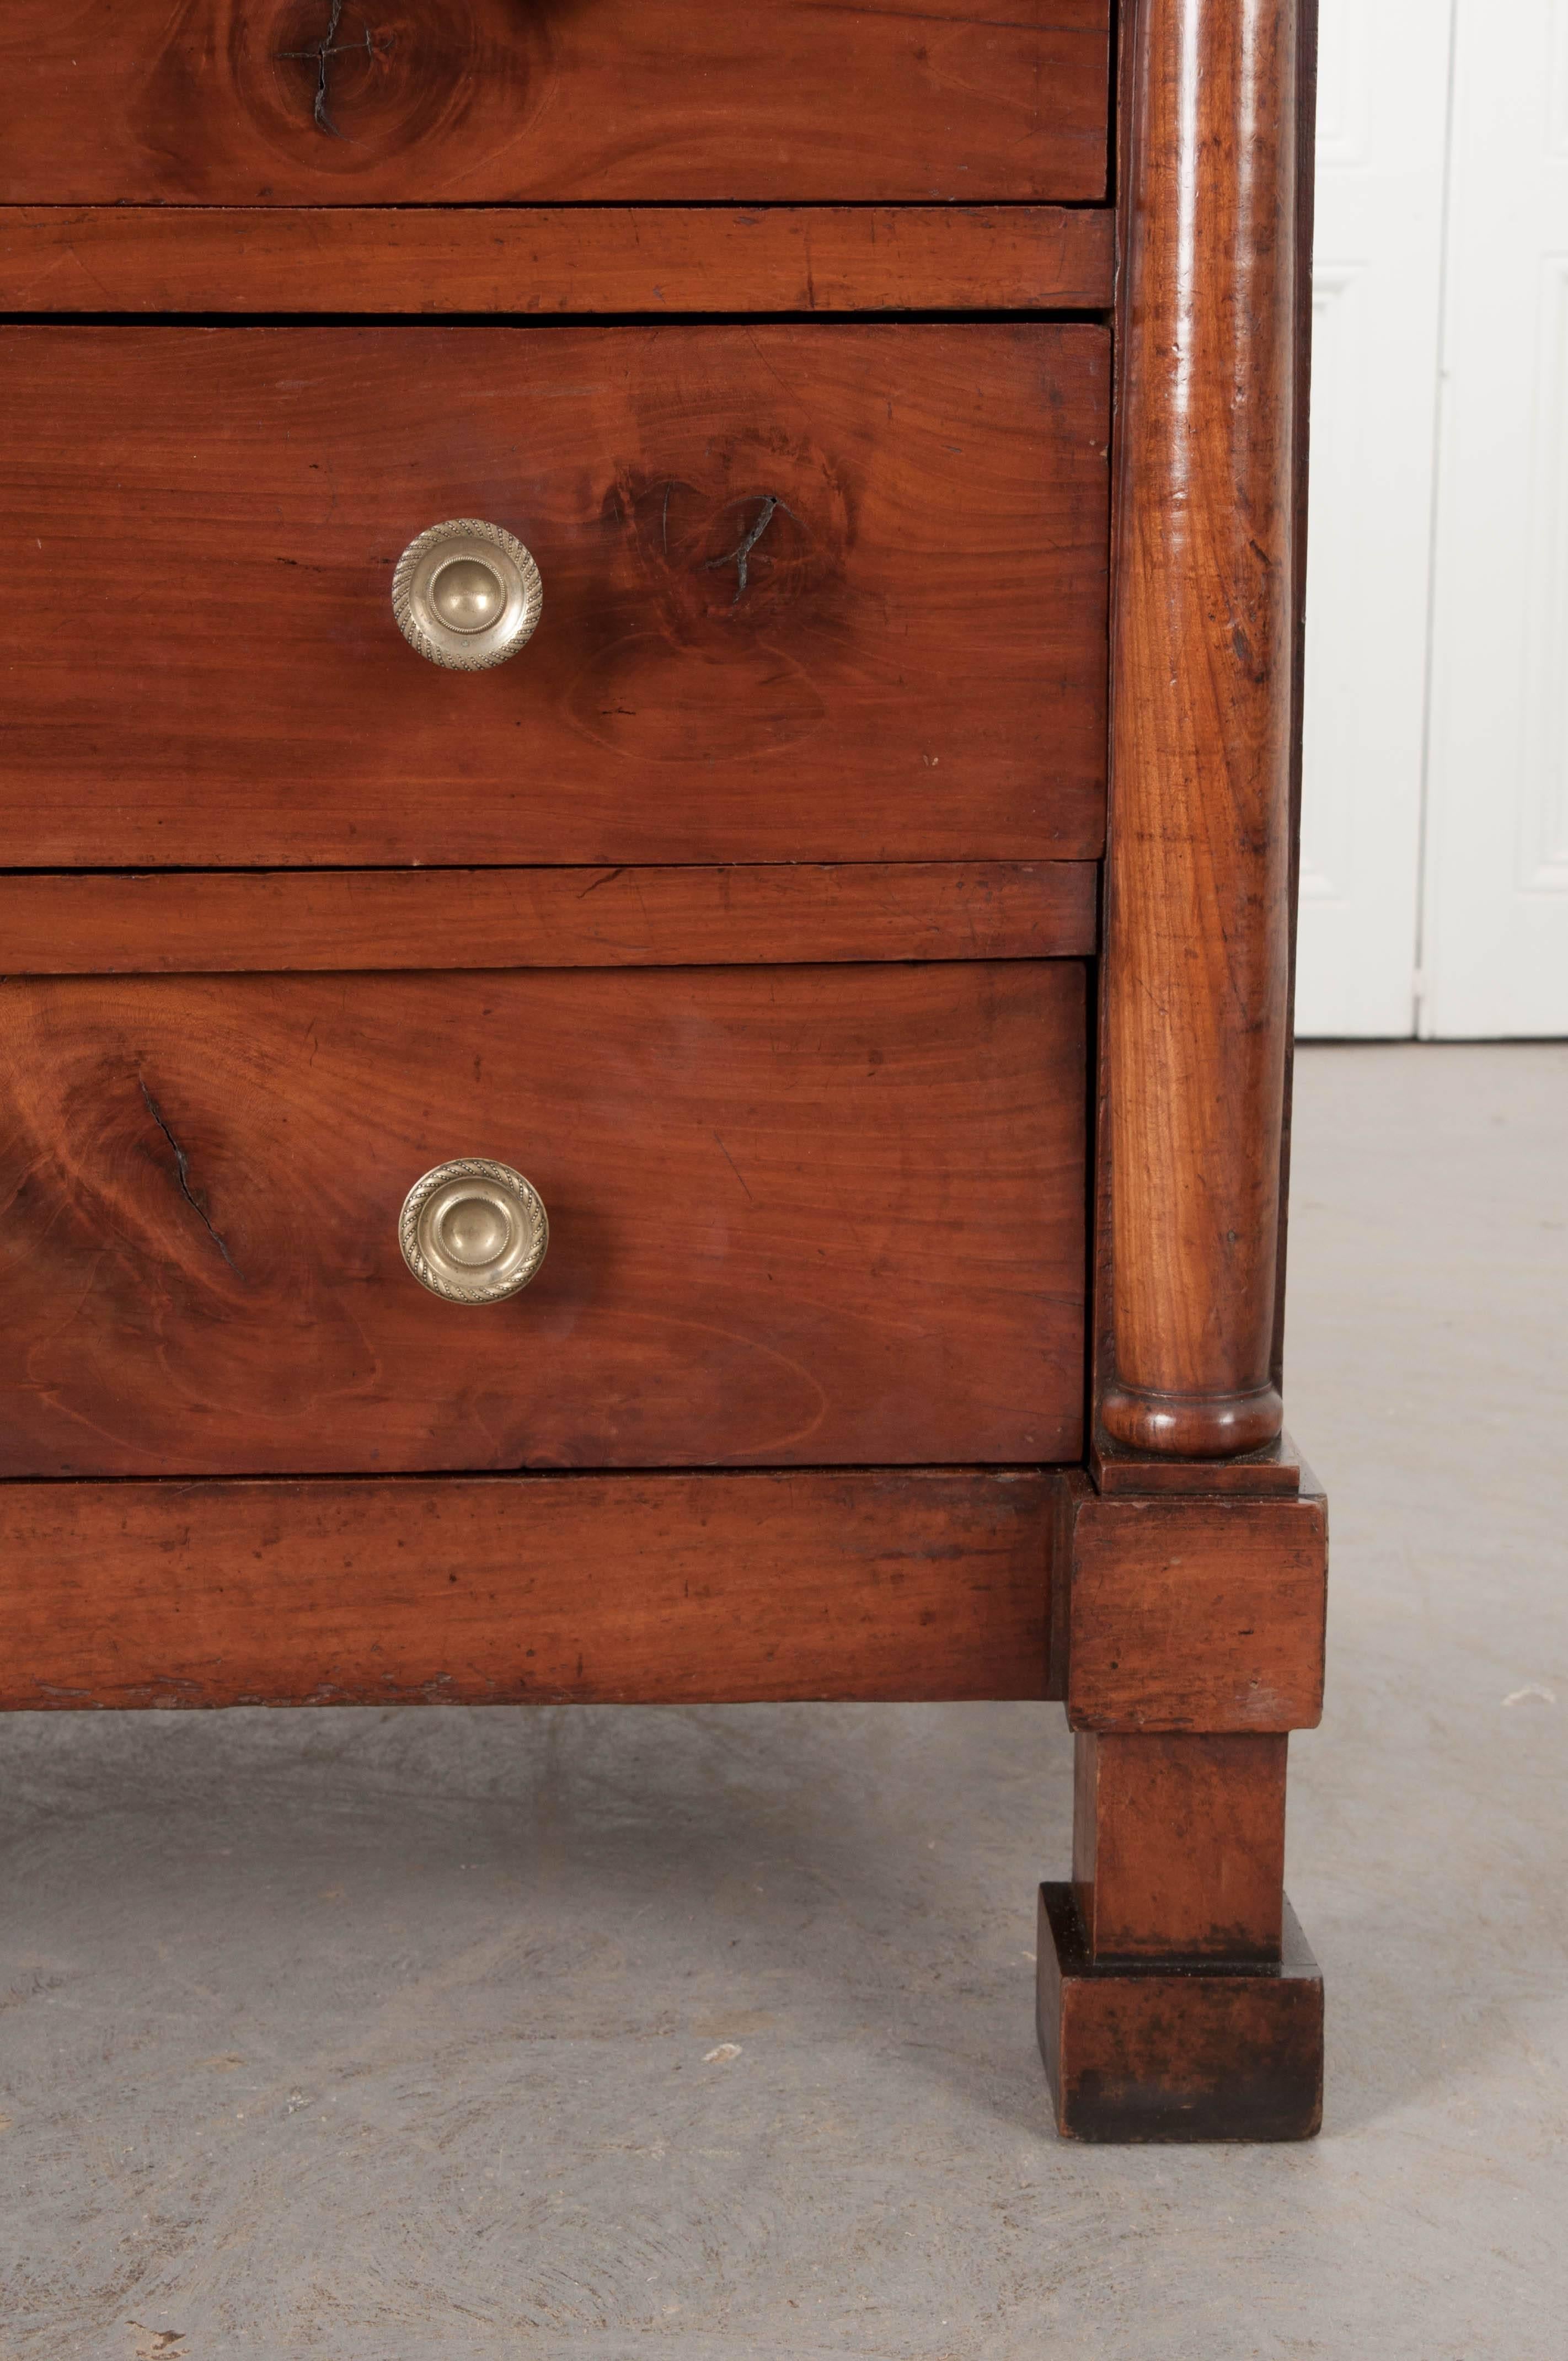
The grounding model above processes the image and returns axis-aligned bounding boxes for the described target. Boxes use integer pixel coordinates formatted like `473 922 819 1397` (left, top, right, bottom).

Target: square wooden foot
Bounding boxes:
1036 1883 1323 2143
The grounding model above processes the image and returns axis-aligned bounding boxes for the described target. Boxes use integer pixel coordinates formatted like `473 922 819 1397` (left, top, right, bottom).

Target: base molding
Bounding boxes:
1035 1883 1323 2143
0 1468 1057 1711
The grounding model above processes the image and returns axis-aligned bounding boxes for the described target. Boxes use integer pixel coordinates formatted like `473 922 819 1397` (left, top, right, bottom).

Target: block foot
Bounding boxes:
1036 1882 1323 2142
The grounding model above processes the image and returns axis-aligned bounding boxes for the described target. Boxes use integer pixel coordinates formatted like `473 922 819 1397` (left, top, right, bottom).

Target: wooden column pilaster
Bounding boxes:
1101 0 1304 1460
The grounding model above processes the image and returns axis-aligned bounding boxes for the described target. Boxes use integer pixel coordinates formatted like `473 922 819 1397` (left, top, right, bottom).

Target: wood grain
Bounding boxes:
0 3 1109 207
0 324 1110 870
0 205 1117 315
1100 0 1302 1456
1072 1731 1288 1959
1089 1430 1303 1498
0 864 1099 976
1037 1884 1324 2141
0 962 1087 1478
0 1468 1057 1710
1062 1482 1328 1734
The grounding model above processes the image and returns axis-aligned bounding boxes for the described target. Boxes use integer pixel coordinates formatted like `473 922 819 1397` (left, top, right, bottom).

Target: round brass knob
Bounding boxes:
392 520 543 671
399 1159 549 1304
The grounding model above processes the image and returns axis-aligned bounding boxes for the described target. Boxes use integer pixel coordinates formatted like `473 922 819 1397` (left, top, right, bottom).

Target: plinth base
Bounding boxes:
1036 1882 1323 2142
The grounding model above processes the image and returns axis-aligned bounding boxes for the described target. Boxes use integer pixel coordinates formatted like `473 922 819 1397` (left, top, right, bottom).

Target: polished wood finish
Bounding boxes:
0 0 1331 2149
1037 1885 1324 2141
0 1469 1057 1711
0 324 1110 871
0 1 1111 206
0 864 1098 977
0 962 1087 1478
1072 1732 1288 1959
1046 0 1326 2134
0 205 1116 317
1100 0 1303 1458
1091 1430 1303 1498
1061 1479 1328 1734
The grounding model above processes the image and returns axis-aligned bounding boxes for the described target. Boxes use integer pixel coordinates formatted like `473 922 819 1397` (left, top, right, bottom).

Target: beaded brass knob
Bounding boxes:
399 1160 549 1304
392 520 543 671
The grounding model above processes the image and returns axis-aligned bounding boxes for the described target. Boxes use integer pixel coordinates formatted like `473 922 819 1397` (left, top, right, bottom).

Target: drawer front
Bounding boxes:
0 963 1087 1478
0 3 1110 205
2 325 1109 870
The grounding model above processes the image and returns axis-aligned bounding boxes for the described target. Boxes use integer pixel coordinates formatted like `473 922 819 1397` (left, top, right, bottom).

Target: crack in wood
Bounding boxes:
704 495 784 606
275 0 374 138
140 1080 243 1276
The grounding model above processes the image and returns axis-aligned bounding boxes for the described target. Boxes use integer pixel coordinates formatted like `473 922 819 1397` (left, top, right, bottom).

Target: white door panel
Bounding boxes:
1296 0 1454 1037
1422 0 1568 1034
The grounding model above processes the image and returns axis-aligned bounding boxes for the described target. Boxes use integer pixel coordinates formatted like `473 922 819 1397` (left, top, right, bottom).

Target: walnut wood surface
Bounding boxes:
1037 1885 1324 2141
0 1469 1056 1710
0 4 1109 207
1072 1732 1288 1959
1062 1479 1327 1733
0 962 1086 1478
0 205 1116 316
1 324 1110 871
1100 0 1303 1457
0 863 1099 975
1089 1429 1303 1497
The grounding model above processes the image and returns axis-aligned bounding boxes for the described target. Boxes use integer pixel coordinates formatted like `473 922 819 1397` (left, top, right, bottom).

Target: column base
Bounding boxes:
1099 1381 1285 1460
1036 1883 1323 2143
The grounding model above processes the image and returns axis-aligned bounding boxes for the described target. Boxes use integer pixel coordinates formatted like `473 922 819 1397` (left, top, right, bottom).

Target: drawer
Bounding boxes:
0 962 1088 1478
2 324 1110 870
0 3 1110 206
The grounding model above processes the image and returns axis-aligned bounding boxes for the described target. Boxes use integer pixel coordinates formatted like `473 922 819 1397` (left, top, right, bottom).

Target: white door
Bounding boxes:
1296 0 1455 1037
1421 0 1568 1035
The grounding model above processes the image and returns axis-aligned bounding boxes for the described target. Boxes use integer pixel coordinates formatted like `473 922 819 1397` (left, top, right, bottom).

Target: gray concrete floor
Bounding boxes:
3 1044 1566 2360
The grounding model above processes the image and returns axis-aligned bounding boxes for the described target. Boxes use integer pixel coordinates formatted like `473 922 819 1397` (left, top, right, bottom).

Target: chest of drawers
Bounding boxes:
0 0 1328 2143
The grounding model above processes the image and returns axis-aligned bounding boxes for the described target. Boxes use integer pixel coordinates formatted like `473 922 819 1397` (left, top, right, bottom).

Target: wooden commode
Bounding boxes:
0 0 1327 2140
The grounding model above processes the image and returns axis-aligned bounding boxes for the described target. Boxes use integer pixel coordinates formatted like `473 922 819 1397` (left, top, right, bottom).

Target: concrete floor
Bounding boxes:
3 1044 1566 2360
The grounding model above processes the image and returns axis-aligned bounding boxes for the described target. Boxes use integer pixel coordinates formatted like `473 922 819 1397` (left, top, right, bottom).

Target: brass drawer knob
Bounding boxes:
392 519 543 671
399 1159 549 1303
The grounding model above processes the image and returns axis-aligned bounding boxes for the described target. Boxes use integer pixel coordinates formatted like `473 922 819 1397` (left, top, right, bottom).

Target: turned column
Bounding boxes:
1101 0 1301 1459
